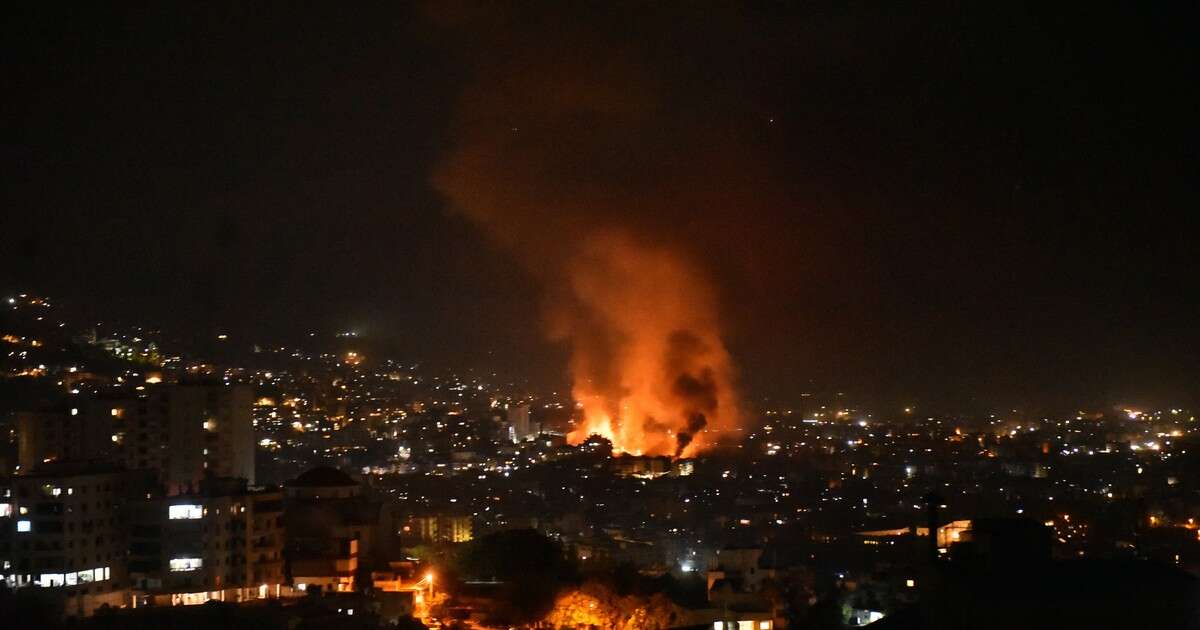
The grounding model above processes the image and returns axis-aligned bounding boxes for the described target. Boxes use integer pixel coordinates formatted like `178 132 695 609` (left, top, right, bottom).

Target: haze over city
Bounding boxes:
7 3 1197 412
2 3 1198 630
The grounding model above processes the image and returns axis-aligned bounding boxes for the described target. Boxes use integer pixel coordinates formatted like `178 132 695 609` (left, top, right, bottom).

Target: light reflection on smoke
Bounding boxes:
556 230 739 457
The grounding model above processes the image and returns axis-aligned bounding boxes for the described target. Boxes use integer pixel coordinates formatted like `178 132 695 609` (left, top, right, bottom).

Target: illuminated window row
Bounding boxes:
35 567 111 587
170 557 203 572
168 504 204 519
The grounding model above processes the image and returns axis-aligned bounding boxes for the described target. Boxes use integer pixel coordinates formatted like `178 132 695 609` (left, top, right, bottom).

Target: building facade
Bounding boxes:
507 403 534 443
15 408 112 471
405 514 473 544
283 467 384 593
3 464 153 616
101 383 255 492
126 476 285 606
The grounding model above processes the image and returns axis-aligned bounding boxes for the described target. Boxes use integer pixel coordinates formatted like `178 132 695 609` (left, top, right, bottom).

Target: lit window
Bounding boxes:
0 503 10 517
39 573 66 587
17 520 31 533
169 557 203 572
760 623 771 630
78 569 94 583
168 504 204 520
906 579 916 588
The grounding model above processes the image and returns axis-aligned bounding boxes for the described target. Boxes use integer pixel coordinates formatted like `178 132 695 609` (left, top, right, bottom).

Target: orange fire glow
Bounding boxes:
429 38 745 458
557 232 740 457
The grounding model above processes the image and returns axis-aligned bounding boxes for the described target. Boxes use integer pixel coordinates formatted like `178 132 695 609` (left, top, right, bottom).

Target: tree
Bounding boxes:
454 529 578 625
544 581 677 630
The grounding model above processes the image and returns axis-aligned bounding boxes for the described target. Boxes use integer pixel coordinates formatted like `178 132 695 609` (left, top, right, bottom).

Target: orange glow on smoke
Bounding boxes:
429 48 745 459
558 232 739 457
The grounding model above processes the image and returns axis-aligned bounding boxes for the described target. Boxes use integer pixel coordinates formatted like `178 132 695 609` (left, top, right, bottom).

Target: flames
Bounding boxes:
555 231 739 457
432 140 743 457
429 14 744 457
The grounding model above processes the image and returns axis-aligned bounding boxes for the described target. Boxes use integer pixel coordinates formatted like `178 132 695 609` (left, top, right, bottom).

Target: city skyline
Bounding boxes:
5 4 1200 626
3 287 1198 628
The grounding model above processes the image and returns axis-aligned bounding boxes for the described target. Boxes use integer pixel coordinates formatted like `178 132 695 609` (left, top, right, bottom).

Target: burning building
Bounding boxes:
431 12 746 457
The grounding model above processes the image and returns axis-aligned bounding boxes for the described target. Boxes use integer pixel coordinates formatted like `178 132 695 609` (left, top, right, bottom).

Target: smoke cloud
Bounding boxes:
430 7 762 456
549 231 739 456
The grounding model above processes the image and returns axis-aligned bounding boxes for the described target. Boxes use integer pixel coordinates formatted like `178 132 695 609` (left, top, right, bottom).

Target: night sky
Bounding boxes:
4 3 1197 411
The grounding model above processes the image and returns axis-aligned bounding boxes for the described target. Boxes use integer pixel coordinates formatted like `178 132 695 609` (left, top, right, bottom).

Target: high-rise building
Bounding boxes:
15 408 113 471
3 463 154 616
506 403 534 443
126 476 285 606
100 383 255 493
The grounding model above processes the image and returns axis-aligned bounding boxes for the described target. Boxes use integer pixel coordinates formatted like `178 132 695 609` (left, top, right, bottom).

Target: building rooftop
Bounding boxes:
289 466 358 488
